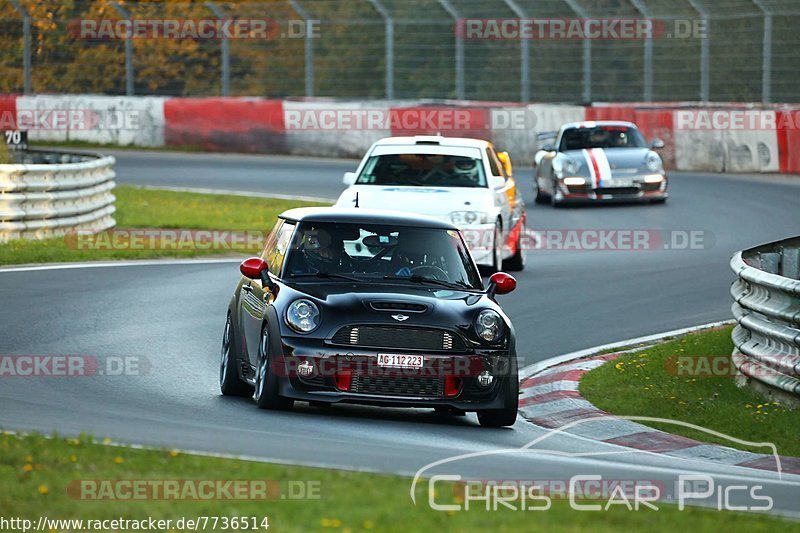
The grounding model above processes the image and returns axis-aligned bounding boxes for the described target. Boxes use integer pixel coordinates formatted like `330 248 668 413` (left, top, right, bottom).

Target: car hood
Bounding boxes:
278 281 493 338
561 147 656 175
334 185 492 217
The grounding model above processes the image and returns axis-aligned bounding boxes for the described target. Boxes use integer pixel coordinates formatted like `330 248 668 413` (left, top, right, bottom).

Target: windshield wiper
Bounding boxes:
382 275 474 290
290 272 362 283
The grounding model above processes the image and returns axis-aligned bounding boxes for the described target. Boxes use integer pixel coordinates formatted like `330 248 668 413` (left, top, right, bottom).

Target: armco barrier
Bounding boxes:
730 237 800 404
0 150 116 241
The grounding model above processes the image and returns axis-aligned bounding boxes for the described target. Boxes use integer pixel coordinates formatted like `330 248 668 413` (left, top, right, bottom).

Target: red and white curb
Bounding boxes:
518 325 800 476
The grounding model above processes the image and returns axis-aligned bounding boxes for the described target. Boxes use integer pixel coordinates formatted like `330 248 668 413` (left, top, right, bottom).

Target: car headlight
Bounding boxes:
475 309 504 343
450 211 488 225
645 152 663 172
285 299 321 333
563 158 581 175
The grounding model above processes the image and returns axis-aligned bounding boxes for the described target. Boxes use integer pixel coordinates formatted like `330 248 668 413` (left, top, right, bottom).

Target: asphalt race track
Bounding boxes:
2 149 800 514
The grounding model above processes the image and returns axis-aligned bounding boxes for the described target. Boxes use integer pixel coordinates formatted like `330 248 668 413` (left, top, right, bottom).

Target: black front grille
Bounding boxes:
351 373 445 397
595 187 640 196
331 325 466 352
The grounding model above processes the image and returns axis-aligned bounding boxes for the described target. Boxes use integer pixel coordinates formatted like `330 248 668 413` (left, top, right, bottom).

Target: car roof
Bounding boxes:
560 120 639 130
279 207 458 230
372 135 491 149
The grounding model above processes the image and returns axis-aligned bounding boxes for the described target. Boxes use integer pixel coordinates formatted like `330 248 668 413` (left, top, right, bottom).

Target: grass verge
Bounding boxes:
580 325 799 457
1 432 796 532
0 186 326 266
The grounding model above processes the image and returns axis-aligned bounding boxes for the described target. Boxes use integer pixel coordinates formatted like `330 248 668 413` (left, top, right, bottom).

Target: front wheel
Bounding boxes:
502 220 526 272
488 222 503 274
534 179 550 204
254 325 294 410
220 314 255 397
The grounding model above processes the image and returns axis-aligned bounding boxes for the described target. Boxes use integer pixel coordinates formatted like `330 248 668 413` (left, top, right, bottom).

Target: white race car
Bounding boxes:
335 136 526 272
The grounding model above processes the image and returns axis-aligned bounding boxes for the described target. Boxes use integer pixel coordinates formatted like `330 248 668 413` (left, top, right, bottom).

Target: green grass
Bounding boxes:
580 326 800 457
0 186 327 266
1 433 797 532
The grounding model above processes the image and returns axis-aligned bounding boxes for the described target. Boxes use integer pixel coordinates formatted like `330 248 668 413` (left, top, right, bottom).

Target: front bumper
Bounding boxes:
270 336 516 410
555 176 668 203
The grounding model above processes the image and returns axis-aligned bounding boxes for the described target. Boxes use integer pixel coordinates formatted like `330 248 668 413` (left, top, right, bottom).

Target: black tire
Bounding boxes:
651 197 667 204
487 221 503 274
503 221 526 272
219 313 255 397
550 180 563 208
534 180 549 204
477 366 519 428
254 324 294 410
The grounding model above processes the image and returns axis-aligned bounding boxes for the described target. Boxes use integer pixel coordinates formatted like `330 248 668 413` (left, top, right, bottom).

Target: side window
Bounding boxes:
263 220 295 277
486 148 506 178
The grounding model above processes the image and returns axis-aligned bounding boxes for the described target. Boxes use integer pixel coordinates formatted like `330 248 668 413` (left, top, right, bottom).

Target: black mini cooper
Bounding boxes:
220 208 519 427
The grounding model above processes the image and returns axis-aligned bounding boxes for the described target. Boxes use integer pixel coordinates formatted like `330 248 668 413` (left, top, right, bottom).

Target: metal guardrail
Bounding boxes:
730 236 800 401
0 150 116 241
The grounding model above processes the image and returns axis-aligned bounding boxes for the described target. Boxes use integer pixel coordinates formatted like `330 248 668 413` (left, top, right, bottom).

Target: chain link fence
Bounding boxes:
1 0 798 103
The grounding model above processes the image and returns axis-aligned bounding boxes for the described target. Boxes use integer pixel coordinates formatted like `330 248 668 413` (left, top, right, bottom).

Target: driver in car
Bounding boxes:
452 157 478 183
290 229 354 274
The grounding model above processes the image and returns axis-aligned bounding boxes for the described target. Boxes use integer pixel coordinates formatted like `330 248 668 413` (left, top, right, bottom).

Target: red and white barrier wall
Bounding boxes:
1 94 798 174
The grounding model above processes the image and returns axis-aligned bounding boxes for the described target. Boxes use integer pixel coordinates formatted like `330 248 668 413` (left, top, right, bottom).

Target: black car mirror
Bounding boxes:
542 144 556 152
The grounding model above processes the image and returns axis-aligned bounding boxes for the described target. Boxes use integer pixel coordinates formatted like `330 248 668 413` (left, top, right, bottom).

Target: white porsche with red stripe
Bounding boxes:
533 121 668 206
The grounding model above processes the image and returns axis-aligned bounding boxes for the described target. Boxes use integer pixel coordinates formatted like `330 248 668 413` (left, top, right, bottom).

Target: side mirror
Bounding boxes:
487 272 516 298
650 138 665 150
542 144 556 153
489 174 506 189
343 171 357 186
497 151 513 177
240 257 275 291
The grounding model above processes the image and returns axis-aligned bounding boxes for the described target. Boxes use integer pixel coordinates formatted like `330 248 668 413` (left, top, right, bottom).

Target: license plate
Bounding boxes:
377 354 424 368
602 178 634 187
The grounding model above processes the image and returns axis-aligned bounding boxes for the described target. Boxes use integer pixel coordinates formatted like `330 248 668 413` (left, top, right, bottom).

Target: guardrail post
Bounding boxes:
111 3 134 96
563 0 592 103
367 0 394 100
288 0 315 97
8 0 31 94
687 0 710 102
205 2 230 96
752 0 772 103
437 0 465 100
503 0 530 102
629 0 653 102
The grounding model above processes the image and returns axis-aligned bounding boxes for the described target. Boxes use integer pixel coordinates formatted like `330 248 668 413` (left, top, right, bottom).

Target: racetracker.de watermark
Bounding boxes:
65 229 267 251
456 18 707 40
284 107 537 131
0 109 145 131
463 229 714 252
675 109 800 131
0 355 148 377
67 479 320 501
69 18 320 40
665 354 796 379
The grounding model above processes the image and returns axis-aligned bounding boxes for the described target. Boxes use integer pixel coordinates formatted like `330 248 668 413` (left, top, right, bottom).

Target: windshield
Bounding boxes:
282 221 483 290
355 154 487 188
559 125 647 151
